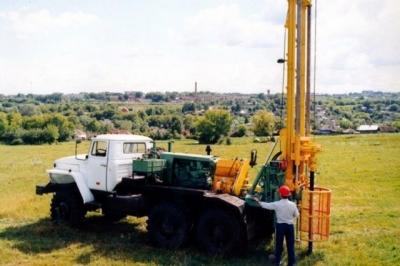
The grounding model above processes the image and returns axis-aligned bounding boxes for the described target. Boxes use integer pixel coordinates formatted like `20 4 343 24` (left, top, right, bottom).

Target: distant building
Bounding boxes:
120 106 129 113
315 127 336 135
379 125 396 133
74 129 87 140
357 125 379 133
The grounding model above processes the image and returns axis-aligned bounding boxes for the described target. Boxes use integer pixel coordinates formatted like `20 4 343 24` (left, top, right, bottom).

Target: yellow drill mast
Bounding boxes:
246 0 330 253
278 0 331 253
280 0 319 193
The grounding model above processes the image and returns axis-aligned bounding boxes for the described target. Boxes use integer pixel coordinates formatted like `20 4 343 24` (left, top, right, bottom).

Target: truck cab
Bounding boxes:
84 134 153 192
44 134 153 202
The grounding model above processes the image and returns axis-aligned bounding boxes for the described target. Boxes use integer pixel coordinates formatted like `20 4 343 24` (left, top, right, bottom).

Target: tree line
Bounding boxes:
0 103 276 145
0 90 399 145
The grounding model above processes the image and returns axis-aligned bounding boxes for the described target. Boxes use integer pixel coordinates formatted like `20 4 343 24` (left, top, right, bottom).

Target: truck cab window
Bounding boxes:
123 143 146 154
91 141 107 157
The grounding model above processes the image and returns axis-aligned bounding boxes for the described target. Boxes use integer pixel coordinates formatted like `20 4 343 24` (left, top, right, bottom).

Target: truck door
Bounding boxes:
87 140 108 191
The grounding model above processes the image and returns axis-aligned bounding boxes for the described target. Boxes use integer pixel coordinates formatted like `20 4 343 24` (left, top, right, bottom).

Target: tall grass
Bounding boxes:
0 134 399 265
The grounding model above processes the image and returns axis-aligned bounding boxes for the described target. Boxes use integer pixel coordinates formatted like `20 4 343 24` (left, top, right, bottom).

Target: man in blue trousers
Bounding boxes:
257 185 299 266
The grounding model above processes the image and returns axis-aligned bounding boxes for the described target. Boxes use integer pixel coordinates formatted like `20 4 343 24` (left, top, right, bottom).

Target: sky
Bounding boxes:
0 0 399 95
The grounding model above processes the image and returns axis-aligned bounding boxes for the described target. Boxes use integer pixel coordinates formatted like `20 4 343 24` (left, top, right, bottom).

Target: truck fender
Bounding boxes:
47 169 94 203
203 193 246 216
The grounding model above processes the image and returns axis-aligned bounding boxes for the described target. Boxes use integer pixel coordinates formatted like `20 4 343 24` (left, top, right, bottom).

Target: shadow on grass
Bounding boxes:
0 217 324 265
0 217 271 265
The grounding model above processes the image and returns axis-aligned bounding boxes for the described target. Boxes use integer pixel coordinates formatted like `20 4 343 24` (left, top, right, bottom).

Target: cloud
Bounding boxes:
181 4 282 48
179 0 400 92
316 0 400 91
0 9 98 38
0 1 399 94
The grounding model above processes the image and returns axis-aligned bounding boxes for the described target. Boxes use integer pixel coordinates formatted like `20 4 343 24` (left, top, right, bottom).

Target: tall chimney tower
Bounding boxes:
194 81 198 101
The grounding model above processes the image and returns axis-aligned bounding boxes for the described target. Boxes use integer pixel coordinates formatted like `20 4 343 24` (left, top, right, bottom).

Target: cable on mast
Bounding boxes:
313 0 318 131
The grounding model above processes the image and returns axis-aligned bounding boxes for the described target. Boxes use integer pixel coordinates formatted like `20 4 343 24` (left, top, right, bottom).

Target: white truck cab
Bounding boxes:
47 134 153 202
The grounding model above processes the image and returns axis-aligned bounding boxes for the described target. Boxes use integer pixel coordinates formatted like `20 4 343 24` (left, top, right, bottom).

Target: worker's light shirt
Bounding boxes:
260 199 299 224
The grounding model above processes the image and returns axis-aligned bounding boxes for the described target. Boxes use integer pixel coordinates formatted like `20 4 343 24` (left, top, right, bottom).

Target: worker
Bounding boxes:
254 185 299 266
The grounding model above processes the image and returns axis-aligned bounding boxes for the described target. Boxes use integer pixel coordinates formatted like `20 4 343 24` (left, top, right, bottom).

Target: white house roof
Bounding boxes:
357 125 379 131
93 134 153 142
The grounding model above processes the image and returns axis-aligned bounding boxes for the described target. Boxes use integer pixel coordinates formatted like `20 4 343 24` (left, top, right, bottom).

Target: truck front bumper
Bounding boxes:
36 182 57 195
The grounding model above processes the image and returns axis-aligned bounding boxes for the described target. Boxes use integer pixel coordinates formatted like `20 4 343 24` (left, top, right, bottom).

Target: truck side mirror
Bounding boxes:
75 139 80 159
75 139 87 160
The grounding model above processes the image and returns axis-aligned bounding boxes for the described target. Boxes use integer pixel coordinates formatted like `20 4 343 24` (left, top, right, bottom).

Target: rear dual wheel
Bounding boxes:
196 209 242 255
147 203 242 255
147 203 190 249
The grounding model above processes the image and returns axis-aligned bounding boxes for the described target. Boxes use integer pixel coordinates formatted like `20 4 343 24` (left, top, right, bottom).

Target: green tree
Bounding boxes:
251 110 275 136
196 109 232 144
167 115 182 133
21 129 42 144
46 114 74 141
114 120 133 131
231 124 246 137
87 120 102 132
45 124 60 143
339 118 353 129
8 112 23 130
18 104 38 116
1 128 23 144
135 91 144 98
392 120 400 131
182 102 196 113
388 104 399 112
0 112 8 136
145 92 165 102
23 115 45 129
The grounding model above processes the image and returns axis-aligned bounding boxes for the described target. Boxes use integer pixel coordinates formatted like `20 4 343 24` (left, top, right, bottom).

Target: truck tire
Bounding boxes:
102 208 127 223
147 203 189 249
196 209 241 255
50 191 86 227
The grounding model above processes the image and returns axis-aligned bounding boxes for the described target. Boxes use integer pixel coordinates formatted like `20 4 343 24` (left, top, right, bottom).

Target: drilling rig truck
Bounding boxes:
36 0 331 255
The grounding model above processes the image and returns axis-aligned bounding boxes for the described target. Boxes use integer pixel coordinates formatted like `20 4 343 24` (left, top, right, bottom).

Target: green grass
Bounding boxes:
0 134 399 265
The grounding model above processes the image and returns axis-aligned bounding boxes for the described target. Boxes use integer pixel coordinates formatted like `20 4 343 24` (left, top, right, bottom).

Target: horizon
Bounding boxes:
0 0 399 95
1 89 399 98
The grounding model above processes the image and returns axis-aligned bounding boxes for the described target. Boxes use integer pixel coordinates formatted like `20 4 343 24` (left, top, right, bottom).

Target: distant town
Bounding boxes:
0 89 399 145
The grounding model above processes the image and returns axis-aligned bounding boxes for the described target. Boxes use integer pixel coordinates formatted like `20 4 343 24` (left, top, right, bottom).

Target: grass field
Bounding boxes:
0 134 399 265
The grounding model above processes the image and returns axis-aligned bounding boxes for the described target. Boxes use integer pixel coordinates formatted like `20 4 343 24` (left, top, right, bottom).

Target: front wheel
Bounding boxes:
147 203 189 249
50 191 86 227
196 209 242 255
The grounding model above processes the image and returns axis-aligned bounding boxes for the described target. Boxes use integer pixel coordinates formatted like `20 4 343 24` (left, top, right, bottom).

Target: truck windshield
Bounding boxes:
123 143 146 154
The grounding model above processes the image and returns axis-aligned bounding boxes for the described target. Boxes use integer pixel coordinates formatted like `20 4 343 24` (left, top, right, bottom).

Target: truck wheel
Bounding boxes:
102 208 127 223
147 203 189 249
196 209 241 255
50 191 86 227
